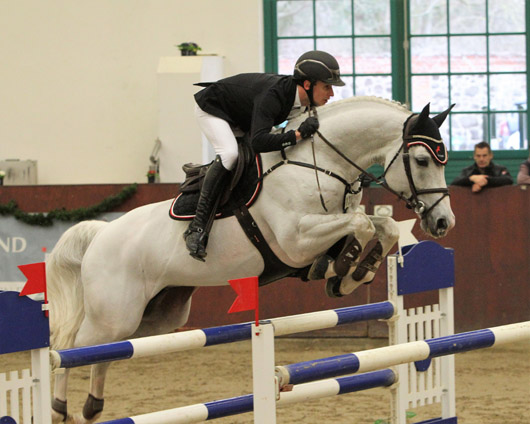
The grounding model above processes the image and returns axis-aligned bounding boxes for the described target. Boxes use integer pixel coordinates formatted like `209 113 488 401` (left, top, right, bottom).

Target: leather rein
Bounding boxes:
261 111 450 219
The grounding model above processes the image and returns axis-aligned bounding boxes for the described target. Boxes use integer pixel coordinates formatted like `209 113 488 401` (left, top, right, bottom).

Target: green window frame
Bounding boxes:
263 0 530 179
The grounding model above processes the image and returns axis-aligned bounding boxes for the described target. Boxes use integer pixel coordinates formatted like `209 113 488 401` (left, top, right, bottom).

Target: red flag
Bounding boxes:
18 262 47 297
228 276 259 325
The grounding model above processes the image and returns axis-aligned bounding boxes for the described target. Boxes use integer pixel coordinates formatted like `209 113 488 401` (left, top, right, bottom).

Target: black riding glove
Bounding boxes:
297 116 320 139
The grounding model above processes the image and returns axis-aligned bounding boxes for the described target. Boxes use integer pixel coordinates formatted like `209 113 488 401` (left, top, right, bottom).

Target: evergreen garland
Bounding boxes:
0 183 138 226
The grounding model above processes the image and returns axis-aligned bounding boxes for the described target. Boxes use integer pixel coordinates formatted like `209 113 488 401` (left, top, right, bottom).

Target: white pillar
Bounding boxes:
251 322 277 424
157 56 224 183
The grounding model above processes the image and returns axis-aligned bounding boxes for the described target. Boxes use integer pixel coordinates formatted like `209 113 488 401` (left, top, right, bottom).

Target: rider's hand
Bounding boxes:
297 116 320 139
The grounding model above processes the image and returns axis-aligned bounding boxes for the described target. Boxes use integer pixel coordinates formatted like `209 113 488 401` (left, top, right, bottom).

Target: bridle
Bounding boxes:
262 111 450 219
399 113 450 217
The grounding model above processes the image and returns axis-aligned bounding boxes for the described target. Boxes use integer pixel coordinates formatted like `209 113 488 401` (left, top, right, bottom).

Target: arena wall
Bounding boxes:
1 184 528 336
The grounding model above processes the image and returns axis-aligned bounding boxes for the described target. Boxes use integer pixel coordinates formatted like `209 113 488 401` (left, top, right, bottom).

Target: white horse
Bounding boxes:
47 97 455 423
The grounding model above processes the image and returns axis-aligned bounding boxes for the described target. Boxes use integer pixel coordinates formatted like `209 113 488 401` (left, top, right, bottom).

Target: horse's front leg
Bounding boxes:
330 216 400 297
352 216 400 283
277 211 376 272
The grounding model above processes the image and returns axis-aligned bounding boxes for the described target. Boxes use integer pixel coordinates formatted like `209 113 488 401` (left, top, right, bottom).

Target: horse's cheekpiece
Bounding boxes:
169 154 263 221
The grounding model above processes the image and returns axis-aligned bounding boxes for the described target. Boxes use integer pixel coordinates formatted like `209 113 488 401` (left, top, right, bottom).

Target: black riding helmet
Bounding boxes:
293 50 345 106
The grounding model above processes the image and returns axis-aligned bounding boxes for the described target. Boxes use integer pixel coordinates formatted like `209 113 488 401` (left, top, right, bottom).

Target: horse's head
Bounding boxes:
383 103 456 238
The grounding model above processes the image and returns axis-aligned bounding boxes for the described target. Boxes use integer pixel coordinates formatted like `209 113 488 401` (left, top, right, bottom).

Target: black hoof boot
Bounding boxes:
307 255 333 280
333 235 362 277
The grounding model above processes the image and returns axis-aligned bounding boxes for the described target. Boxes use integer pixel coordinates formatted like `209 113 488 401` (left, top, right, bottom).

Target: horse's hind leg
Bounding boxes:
79 363 111 423
73 286 196 424
52 370 70 423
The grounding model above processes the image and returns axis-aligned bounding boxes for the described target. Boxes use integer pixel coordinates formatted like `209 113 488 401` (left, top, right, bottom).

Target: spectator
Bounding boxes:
516 154 530 185
451 141 513 193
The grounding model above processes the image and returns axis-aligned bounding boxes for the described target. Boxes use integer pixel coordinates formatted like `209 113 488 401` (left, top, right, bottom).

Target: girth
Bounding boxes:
234 205 300 286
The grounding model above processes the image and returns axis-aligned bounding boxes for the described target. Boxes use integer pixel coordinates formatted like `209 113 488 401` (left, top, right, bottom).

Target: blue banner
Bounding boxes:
0 213 123 282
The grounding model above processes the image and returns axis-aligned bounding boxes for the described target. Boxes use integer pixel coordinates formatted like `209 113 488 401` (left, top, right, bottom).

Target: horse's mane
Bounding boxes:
281 96 411 131
319 96 410 115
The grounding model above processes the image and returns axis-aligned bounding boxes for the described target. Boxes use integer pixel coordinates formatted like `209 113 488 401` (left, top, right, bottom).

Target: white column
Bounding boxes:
157 56 224 183
31 347 52 424
251 322 276 424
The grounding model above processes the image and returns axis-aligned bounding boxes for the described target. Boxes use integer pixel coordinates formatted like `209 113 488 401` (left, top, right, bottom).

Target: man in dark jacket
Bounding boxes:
184 50 346 261
451 141 513 192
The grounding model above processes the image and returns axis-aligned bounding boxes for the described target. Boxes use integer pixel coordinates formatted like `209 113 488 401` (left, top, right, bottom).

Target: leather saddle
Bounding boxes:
169 137 263 221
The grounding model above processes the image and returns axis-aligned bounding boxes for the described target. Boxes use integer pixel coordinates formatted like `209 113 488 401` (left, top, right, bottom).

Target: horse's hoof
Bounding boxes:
325 277 344 298
308 255 333 280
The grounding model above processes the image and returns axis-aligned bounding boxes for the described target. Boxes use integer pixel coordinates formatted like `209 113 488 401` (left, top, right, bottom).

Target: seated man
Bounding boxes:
451 141 513 192
516 154 530 185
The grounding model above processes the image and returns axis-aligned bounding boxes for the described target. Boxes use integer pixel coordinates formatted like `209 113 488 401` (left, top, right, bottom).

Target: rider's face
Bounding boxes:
303 80 335 106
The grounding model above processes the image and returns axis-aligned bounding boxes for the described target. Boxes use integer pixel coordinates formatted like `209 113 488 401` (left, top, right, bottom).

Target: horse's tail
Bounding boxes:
47 220 108 350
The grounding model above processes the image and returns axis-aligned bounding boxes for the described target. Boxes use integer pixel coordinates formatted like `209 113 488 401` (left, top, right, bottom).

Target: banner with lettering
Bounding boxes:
0 213 122 283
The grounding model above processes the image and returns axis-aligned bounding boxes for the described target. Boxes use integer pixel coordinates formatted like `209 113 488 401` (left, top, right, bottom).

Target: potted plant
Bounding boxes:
176 42 202 56
146 169 158 184
0 170 5 186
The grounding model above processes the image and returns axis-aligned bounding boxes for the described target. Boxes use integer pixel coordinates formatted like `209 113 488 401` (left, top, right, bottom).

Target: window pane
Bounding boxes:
278 39 314 75
451 113 485 150
410 0 447 35
316 38 353 74
277 1 314 37
489 35 526 73
449 0 485 34
355 76 392 100
331 76 354 101
411 37 448 74
490 112 527 149
490 74 526 111
316 0 352 36
451 75 487 111
488 0 525 33
354 0 390 35
412 75 449 111
439 120 450 147
355 37 391 74
450 36 487 73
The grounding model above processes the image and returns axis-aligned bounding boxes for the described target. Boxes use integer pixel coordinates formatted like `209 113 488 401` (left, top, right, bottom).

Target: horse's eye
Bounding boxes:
416 158 429 167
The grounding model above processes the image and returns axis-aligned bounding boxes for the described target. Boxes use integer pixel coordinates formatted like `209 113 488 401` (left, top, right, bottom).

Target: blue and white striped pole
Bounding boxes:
51 301 395 369
97 369 396 424
275 321 530 387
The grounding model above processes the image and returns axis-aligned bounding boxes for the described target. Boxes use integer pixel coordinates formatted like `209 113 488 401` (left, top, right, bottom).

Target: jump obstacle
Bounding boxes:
1 241 529 424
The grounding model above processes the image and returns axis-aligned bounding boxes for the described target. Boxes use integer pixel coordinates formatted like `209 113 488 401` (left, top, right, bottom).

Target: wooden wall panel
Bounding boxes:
1 184 528 335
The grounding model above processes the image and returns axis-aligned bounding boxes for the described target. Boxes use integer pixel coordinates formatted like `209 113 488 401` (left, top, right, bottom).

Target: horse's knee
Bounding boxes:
351 213 376 244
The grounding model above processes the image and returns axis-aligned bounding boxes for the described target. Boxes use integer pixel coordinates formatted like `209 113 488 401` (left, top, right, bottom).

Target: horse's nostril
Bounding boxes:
437 218 448 230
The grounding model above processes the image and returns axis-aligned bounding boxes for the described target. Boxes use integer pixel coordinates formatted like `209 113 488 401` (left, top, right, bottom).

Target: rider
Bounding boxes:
184 50 346 261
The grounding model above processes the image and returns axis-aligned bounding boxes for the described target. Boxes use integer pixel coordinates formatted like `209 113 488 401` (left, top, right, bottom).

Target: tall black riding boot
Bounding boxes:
184 156 229 261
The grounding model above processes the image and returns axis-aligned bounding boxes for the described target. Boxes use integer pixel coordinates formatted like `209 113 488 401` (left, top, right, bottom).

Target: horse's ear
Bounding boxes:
433 103 456 128
418 103 431 122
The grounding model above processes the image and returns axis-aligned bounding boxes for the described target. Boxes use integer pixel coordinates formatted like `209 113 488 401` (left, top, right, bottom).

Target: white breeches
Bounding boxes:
195 104 239 170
